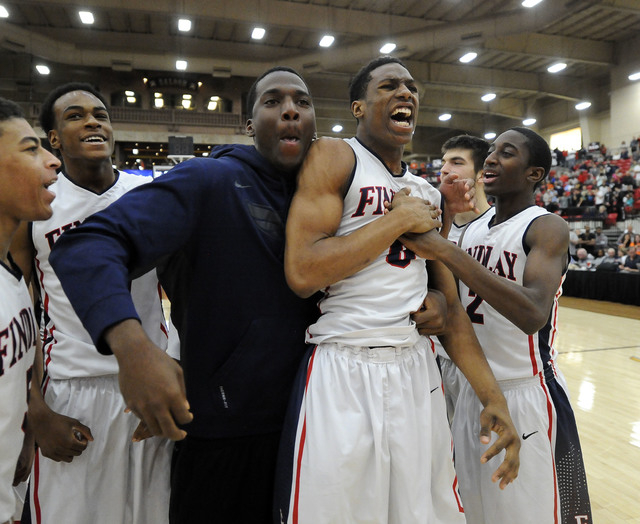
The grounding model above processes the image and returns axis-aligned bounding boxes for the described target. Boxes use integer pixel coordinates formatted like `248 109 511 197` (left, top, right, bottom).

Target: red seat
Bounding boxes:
604 212 618 226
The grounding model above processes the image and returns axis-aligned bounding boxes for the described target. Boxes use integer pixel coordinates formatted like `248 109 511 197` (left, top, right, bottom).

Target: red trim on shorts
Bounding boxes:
292 347 318 524
539 372 559 524
33 451 42 523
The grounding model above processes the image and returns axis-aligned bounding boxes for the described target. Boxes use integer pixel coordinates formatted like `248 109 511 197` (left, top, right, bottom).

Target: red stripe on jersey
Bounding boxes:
528 335 538 375
292 347 318 524
539 373 559 524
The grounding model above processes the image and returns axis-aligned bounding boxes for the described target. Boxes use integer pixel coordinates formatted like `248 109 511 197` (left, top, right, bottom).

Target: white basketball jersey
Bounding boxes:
0 261 36 521
306 137 442 346
31 171 168 379
434 209 493 360
458 205 561 381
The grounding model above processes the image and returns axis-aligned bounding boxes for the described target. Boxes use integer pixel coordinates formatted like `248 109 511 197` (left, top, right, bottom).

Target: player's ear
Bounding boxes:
527 166 546 185
245 119 255 138
351 100 364 119
48 129 61 150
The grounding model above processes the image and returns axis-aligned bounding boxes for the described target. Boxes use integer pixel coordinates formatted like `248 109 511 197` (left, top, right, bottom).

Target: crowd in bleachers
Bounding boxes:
534 145 640 224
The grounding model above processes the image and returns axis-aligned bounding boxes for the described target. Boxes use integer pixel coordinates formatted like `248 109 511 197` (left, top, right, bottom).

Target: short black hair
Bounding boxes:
39 82 110 134
246 66 310 118
0 97 25 136
509 127 552 177
349 56 407 104
441 135 489 174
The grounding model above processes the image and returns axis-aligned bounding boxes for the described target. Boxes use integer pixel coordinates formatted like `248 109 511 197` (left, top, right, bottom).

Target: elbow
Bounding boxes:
520 314 547 335
285 268 318 299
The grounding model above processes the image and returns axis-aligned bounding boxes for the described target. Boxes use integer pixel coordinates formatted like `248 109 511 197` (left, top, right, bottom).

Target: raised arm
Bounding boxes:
285 137 440 298
427 259 520 488
403 214 568 334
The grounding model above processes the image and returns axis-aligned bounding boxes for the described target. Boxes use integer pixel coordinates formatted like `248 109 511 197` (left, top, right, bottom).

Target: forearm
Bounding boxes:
438 304 504 407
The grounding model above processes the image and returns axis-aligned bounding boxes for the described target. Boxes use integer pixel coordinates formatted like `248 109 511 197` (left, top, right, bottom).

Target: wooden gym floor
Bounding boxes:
555 296 640 523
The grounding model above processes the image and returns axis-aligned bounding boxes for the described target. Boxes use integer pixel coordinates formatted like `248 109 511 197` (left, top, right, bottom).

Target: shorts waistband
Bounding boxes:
319 338 427 363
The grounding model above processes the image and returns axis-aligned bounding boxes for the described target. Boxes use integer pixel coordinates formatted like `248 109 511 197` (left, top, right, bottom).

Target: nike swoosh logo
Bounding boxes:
522 431 538 440
430 386 439 393
235 180 251 189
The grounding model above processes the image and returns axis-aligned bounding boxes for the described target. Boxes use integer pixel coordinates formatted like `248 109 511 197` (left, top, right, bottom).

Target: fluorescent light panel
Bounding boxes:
547 62 567 73
459 52 477 63
252 27 265 40
78 10 94 24
178 18 191 32
0 5 9 17
319 35 334 48
176 60 187 70
380 43 396 54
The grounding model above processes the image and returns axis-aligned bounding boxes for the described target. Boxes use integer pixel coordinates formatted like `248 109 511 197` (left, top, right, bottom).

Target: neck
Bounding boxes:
493 193 536 225
356 134 405 175
454 197 491 226
64 158 116 193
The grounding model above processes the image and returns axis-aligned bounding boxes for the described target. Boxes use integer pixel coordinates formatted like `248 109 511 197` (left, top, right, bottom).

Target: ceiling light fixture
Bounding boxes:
176 60 187 70
252 27 265 40
78 11 94 24
459 52 477 63
522 118 537 126
0 5 9 17
575 101 591 111
439 113 452 121
35 64 50 75
178 18 191 32
522 0 543 7
319 35 335 48
332 124 343 133
484 132 496 140
547 62 567 73
379 42 396 54
628 72 640 81
481 93 496 102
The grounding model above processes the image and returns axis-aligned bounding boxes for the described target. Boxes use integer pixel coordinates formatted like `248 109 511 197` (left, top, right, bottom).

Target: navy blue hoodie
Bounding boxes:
50 145 318 438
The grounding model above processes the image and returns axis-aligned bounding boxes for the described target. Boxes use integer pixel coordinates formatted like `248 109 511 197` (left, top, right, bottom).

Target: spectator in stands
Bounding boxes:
617 224 636 244
619 247 639 272
592 248 606 266
594 227 609 252
569 248 595 270
598 247 620 266
580 226 596 255
569 228 580 258
619 232 633 250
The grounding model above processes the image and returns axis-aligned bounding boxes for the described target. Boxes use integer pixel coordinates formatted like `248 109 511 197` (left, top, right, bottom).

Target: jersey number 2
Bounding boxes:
466 290 485 324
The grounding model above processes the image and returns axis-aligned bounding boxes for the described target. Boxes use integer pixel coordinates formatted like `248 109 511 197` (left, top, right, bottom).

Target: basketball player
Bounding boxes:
398 127 592 523
276 57 519 523
10 83 172 523
0 98 60 524
433 135 491 422
46 68 319 523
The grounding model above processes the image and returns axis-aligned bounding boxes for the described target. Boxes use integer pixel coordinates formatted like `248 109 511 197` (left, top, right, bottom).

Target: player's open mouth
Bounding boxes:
281 137 300 143
483 169 498 182
81 135 107 143
390 107 412 128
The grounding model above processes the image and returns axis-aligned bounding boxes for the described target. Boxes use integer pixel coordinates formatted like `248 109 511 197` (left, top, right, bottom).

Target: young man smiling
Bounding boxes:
10 82 172 524
0 97 59 524
277 57 519 524
48 67 320 523
397 127 592 524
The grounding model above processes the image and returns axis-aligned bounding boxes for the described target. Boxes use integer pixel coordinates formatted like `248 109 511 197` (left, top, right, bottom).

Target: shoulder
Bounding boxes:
526 212 569 249
298 137 355 192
